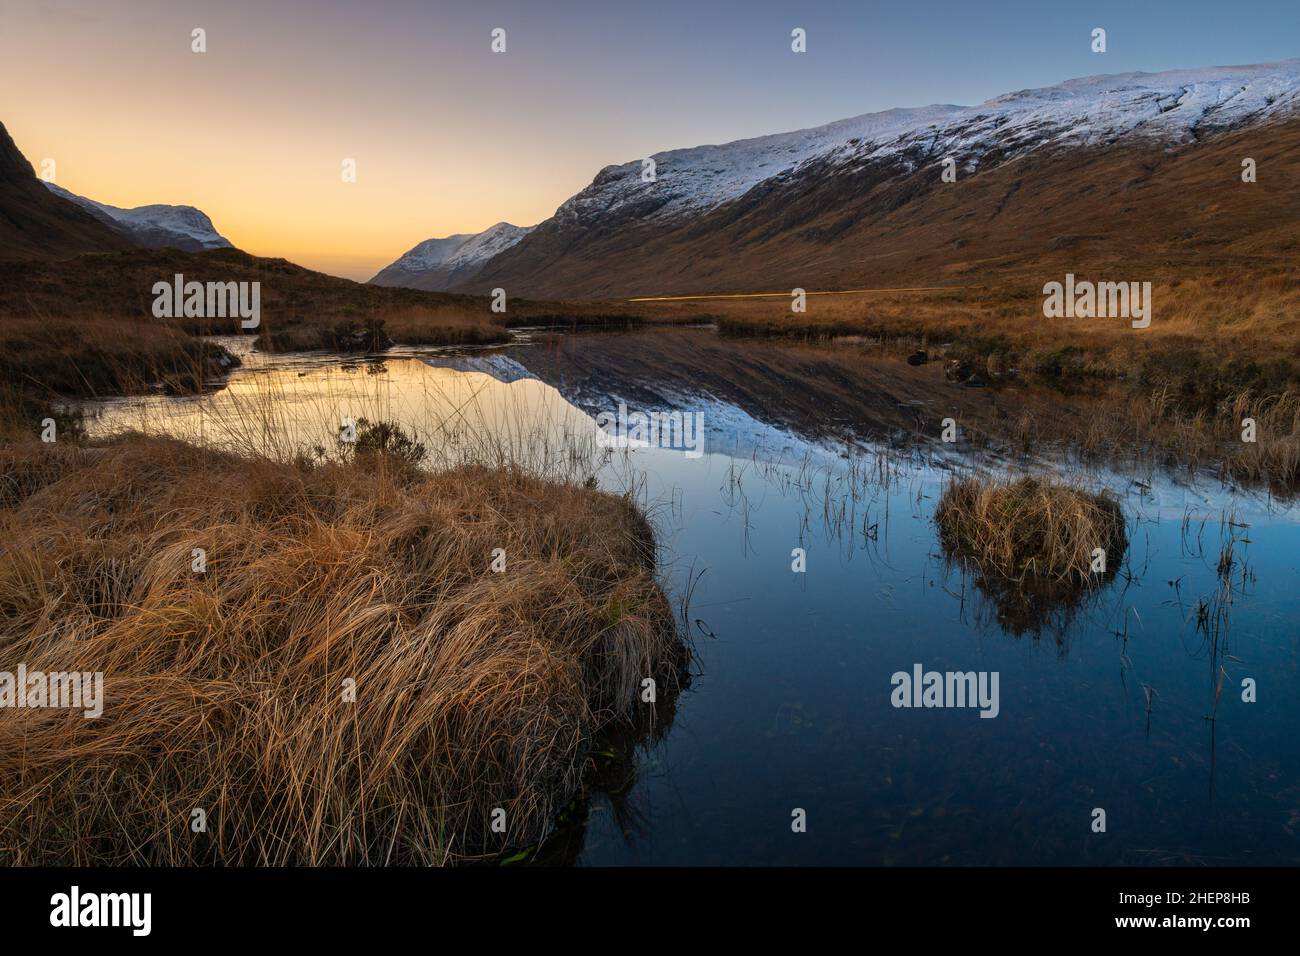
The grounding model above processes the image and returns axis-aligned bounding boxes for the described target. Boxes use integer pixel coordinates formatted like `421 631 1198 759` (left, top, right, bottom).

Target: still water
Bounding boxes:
80 334 1300 866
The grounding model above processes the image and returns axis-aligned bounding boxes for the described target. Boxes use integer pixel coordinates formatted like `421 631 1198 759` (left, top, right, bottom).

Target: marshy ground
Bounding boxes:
490 326 1300 492
0 304 1297 865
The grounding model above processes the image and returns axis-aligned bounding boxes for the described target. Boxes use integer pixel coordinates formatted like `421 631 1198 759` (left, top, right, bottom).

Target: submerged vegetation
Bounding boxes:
682 281 1300 492
1129 388 1300 490
0 433 687 864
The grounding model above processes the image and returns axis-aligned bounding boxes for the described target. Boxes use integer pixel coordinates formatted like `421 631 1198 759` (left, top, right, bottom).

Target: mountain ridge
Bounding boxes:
370 221 533 291
457 58 1300 297
43 182 233 252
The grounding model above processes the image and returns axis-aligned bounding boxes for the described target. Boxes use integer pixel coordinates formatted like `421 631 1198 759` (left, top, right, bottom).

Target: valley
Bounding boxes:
2 48 1298 873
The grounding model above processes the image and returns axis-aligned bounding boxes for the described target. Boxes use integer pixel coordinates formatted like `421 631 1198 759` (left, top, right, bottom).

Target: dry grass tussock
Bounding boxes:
935 475 1127 585
0 434 686 864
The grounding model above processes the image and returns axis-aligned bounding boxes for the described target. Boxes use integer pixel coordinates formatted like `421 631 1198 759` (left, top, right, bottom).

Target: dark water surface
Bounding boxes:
81 333 1300 866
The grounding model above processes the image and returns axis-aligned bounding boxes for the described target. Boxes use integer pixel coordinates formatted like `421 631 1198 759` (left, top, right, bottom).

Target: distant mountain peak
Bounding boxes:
370 221 533 291
42 182 232 252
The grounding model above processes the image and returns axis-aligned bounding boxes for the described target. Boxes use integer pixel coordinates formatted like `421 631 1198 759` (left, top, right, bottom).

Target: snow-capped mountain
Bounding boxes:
370 221 533 291
460 59 1300 297
553 60 1300 226
42 182 232 252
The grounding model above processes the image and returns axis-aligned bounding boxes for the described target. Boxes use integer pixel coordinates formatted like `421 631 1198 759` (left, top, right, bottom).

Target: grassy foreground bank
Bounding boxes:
0 434 686 864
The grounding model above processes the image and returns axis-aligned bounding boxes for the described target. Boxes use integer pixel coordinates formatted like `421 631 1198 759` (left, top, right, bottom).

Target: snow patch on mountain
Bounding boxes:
373 222 534 288
552 60 1300 226
43 182 232 251
443 222 535 270
385 233 474 272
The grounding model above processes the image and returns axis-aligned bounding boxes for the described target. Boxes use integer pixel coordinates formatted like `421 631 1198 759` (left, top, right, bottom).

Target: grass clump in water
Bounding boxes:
935 475 1127 585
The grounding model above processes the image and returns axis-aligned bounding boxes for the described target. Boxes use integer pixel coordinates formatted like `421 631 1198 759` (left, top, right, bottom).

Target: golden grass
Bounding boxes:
935 475 1127 585
0 313 235 398
1220 390 1300 486
0 434 686 864
379 305 508 346
1050 387 1300 491
701 269 1300 401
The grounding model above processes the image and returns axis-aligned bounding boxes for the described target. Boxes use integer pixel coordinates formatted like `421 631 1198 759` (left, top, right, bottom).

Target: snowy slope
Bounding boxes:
382 233 476 272
371 222 533 290
43 182 232 251
443 222 535 270
550 59 1300 227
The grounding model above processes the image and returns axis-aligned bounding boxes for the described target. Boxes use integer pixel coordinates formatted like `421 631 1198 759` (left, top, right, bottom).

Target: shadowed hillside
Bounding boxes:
0 122 134 260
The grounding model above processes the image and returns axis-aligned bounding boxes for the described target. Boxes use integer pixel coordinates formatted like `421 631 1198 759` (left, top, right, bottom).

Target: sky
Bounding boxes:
2 0 1298 280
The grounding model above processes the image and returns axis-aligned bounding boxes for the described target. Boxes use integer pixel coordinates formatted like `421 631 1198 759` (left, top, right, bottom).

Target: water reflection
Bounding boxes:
75 337 1300 866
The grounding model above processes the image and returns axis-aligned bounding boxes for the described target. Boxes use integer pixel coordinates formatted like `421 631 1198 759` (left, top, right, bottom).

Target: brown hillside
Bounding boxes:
0 122 134 260
463 117 1300 300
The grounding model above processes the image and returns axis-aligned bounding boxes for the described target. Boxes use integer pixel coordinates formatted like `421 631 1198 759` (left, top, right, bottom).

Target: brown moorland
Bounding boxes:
0 246 696 422
0 433 687 864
